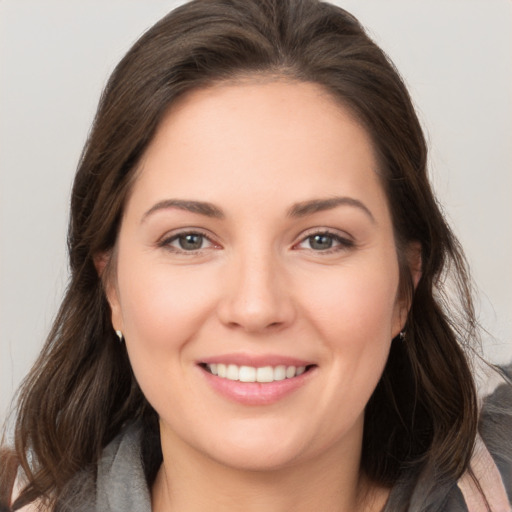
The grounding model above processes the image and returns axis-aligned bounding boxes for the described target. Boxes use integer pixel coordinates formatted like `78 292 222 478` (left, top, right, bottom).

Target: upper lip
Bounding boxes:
199 353 315 368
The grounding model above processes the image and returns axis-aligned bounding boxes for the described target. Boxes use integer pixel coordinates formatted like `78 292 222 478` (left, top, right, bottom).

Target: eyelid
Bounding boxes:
293 227 355 252
299 226 354 239
157 227 221 253
156 226 354 254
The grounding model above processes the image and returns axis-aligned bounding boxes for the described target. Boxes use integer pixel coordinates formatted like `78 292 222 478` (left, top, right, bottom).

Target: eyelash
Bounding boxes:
158 229 354 255
294 229 355 254
158 229 217 254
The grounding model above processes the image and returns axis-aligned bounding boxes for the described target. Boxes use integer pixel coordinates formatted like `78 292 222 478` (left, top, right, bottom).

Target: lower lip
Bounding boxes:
199 366 315 406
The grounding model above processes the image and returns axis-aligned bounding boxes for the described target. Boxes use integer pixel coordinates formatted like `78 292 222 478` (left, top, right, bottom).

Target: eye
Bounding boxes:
296 231 354 252
306 233 336 251
160 231 217 253
175 233 207 250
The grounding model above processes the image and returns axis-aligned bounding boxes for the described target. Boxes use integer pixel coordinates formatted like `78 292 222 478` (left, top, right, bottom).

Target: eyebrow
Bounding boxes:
287 196 375 223
142 199 225 222
141 196 375 223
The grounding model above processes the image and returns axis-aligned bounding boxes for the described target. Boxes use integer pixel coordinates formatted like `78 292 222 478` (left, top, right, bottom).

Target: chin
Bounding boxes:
206 442 304 473
190 418 327 473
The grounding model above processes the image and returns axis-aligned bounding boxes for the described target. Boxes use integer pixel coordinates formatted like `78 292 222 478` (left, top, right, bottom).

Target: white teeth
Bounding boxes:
205 363 309 382
274 365 286 381
239 366 256 382
226 364 239 380
256 366 274 383
217 363 227 378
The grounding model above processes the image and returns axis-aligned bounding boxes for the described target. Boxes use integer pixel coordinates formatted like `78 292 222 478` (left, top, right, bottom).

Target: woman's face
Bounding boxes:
108 81 408 472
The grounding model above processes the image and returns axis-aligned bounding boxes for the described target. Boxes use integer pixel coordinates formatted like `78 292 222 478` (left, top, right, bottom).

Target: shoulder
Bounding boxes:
16 504 45 512
458 364 512 510
10 478 44 512
96 422 152 512
56 422 151 512
12 423 150 512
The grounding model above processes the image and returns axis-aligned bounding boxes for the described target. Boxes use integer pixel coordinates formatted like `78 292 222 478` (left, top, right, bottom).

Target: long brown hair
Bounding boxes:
2 0 480 509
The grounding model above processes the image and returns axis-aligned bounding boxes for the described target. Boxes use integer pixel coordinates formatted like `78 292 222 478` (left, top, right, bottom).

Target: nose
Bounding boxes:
217 249 296 333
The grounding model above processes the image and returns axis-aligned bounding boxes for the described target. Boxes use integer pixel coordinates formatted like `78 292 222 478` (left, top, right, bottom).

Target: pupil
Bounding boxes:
179 234 203 250
310 234 332 250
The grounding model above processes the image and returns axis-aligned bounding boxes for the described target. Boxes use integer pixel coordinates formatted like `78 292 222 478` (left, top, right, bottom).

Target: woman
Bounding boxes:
1 0 510 511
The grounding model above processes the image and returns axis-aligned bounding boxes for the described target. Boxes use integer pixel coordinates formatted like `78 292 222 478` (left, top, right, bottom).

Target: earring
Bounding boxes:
399 330 406 341
115 330 124 342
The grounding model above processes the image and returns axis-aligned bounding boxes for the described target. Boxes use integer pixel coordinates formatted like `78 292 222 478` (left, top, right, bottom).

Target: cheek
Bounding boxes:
115 260 222 421
300 259 401 345
115 258 218 378
119 257 212 334
297 256 400 408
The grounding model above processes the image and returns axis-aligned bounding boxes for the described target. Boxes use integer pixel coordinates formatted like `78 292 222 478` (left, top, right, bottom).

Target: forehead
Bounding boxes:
129 80 389 221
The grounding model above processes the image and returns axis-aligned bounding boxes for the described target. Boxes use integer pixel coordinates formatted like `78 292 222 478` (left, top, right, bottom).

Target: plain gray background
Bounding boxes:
1 0 511 424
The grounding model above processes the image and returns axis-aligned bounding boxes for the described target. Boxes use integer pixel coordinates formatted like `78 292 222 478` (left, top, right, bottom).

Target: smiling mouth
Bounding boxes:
200 363 316 383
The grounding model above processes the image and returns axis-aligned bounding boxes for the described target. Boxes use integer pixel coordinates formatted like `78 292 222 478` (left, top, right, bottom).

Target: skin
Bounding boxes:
106 80 416 512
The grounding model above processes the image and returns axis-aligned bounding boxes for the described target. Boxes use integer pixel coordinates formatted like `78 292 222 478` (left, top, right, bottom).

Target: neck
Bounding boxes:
151 424 389 512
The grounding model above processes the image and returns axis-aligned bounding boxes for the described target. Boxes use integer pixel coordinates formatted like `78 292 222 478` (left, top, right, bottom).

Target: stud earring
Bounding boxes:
115 330 124 342
399 330 406 341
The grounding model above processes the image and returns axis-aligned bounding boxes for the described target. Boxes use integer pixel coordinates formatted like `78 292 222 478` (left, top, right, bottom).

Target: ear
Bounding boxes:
407 241 422 290
93 252 109 277
93 252 124 333
393 241 422 336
